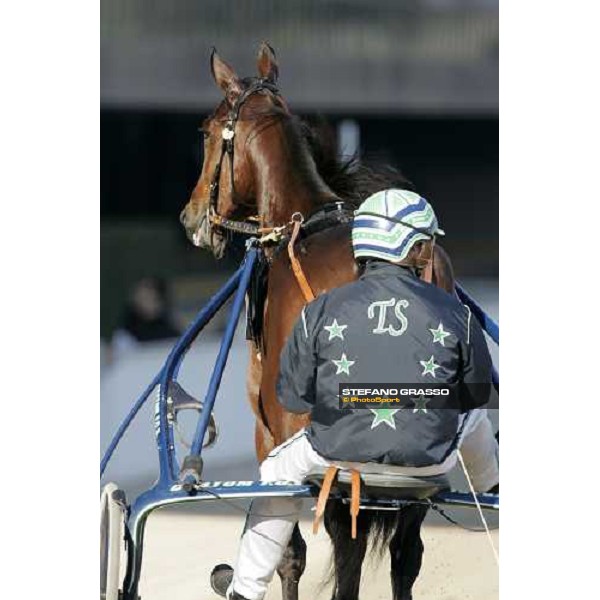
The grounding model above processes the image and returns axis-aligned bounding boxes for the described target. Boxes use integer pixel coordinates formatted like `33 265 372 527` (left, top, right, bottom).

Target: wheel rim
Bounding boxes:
100 483 125 600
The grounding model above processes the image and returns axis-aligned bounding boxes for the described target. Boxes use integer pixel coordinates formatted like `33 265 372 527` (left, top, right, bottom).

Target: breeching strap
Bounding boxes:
287 218 316 302
313 466 362 540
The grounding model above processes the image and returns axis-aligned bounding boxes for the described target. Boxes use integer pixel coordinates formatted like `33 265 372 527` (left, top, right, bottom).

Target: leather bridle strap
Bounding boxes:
207 79 281 236
208 138 228 211
206 136 263 236
209 213 264 236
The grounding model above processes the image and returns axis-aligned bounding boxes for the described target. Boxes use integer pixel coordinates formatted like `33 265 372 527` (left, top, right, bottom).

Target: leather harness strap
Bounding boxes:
287 217 316 303
313 466 338 535
312 466 362 540
350 470 361 539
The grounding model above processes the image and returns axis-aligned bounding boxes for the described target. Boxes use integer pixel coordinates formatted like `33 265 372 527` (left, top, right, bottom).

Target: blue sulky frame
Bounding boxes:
101 240 500 600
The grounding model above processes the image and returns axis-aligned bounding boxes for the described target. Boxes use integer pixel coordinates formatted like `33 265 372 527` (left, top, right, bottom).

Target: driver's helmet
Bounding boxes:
352 189 444 263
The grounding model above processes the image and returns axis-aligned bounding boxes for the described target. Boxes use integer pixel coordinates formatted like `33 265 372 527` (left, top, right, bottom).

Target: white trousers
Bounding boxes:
230 409 498 600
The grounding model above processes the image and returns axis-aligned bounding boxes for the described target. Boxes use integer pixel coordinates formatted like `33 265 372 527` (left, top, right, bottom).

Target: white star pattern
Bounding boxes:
419 355 441 377
332 353 355 375
369 408 401 429
324 319 348 341
429 322 451 346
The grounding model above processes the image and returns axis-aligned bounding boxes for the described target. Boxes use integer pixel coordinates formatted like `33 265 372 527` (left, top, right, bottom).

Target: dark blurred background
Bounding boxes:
101 0 498 342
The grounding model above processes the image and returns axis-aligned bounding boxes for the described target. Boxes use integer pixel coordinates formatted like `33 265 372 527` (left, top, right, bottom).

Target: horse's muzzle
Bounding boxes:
180 205 205 246
179 206 189 228
180 206 227 258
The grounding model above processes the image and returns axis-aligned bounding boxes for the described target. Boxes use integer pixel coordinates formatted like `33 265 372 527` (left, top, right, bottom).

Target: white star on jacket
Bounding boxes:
429 322 451 346
419 355 441 377
332 353 355 375
324 319 348 341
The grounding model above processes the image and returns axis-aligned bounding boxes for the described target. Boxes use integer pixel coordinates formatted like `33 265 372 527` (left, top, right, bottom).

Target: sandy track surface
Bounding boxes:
137 507 498 600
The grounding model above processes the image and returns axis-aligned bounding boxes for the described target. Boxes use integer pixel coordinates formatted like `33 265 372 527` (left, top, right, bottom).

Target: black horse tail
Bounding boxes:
323 500 428 600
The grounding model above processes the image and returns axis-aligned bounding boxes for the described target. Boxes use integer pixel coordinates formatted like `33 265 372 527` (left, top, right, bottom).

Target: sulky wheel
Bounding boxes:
100 482 127 600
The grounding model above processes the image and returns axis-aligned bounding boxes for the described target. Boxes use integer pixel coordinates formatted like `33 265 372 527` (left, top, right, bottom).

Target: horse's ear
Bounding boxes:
210 48 242 104
257 42 278 84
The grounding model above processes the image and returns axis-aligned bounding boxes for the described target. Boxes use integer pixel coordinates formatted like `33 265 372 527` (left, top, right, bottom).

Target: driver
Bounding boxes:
213 189 499 600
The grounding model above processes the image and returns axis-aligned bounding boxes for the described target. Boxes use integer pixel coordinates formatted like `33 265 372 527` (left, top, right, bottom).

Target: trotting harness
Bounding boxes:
207 79 443 539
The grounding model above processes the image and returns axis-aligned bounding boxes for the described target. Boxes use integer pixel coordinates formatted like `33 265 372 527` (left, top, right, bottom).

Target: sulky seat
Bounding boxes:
304 465 449 501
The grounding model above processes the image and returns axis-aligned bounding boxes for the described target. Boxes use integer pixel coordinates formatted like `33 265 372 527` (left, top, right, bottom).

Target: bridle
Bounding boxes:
207 78 282 237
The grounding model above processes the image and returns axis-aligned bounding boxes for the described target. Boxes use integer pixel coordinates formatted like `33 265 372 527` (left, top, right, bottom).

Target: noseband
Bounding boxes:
207 79 281 236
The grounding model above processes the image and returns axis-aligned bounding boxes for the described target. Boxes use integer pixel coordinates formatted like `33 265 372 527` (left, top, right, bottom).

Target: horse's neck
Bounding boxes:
253 124 339 226
259 181 332 226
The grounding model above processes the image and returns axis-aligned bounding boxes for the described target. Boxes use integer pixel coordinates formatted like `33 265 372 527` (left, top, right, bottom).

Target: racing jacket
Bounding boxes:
276 261 494 467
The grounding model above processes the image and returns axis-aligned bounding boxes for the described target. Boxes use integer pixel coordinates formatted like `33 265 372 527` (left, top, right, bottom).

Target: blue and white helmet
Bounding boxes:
352 189 444 263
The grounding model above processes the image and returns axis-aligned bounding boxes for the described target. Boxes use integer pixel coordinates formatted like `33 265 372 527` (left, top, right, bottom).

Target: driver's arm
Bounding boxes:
460 308 494 411
276 301 323 414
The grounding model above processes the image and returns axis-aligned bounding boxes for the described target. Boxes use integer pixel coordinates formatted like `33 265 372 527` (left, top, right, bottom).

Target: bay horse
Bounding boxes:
180 43 455 600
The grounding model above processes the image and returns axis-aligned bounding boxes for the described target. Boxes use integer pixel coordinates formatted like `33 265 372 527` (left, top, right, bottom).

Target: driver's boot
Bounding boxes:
210 564 251 600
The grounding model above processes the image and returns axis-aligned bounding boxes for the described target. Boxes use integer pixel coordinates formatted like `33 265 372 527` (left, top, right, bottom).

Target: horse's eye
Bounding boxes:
198 127 210 140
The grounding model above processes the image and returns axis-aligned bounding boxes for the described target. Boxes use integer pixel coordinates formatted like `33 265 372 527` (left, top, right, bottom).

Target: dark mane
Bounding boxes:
246 116 415 351
236 79 413 208
300 117 415 207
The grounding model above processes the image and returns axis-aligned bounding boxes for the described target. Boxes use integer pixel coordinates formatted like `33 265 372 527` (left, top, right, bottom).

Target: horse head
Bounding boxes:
180 42 289 258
